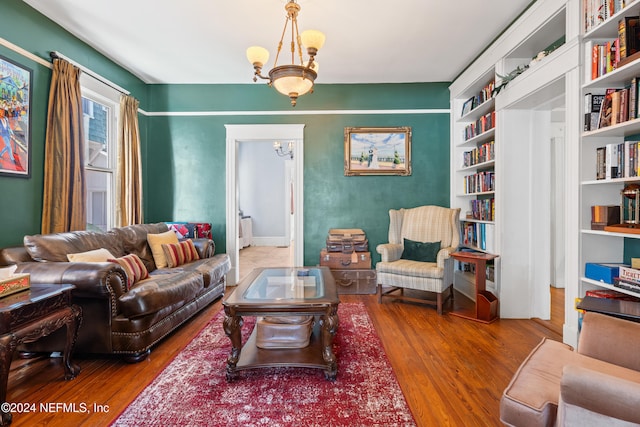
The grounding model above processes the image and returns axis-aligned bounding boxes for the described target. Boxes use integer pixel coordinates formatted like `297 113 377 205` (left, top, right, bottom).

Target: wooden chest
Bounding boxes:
331 269 377 295
320 249 371 270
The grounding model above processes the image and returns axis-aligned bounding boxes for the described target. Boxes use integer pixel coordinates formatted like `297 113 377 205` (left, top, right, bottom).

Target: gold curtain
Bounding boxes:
116 95 143 227
41 59 86 234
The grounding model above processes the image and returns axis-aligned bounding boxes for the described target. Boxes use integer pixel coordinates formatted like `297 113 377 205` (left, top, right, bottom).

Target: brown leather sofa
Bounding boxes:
0 223 230 362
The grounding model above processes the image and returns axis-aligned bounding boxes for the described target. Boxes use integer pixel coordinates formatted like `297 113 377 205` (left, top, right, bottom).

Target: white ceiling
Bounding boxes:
22 0 533 85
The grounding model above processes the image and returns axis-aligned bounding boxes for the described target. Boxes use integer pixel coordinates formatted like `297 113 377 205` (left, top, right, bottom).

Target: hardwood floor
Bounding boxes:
238 245 292 281
5 281 563 426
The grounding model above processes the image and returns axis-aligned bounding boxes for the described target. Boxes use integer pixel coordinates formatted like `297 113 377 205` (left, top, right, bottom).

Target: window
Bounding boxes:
80 75 119 232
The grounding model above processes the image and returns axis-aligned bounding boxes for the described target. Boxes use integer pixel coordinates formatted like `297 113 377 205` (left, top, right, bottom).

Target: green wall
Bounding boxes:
0 0 147 247
145 84 450 265
1 0 452 267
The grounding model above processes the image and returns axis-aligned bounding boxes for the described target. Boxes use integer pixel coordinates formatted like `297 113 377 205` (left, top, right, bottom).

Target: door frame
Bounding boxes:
225 124 305 285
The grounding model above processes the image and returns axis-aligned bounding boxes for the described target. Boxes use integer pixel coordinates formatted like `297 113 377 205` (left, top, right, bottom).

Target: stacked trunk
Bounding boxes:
319 229 375 294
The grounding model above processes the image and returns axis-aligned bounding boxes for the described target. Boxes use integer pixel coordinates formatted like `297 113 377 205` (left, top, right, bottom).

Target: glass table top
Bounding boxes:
243 267 325 300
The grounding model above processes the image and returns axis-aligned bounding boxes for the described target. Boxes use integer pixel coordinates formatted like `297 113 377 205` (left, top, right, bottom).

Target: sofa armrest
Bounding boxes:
578 312 640 371
190 238 215 259
376 243 403 262
13 261 127 299
558 365 640 425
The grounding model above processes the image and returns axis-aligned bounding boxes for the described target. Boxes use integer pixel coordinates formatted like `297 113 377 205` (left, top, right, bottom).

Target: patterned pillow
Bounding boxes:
161 240 200 268
108 254 149 290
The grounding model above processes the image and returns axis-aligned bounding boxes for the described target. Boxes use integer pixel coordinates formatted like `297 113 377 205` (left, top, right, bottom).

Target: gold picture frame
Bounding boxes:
344 126 411 176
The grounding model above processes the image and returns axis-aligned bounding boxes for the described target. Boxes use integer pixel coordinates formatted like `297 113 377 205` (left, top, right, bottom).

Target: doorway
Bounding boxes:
225 124 305 285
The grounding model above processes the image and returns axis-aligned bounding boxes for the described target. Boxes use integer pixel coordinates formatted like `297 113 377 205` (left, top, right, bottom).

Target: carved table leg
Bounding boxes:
62 305 82 380
320 304 339 381
0 333 17 426
222 306 243 382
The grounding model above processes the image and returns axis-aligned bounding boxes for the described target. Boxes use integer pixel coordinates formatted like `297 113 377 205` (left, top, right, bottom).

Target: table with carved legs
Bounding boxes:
0 284 81 426
222 267 339 381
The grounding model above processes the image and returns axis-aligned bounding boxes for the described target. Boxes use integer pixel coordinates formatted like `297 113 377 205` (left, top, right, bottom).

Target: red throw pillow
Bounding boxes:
109 254 149 290
161 239 200 268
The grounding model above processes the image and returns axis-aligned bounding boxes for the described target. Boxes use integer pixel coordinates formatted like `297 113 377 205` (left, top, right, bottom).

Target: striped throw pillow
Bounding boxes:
161 239 200 268
108 254 149 290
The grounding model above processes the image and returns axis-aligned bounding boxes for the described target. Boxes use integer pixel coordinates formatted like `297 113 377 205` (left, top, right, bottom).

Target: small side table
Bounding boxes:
0 284 82 426
450 251 499 323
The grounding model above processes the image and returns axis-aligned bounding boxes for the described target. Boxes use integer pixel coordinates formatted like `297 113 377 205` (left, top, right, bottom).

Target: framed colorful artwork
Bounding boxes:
0 55 32 178
344 126 412 176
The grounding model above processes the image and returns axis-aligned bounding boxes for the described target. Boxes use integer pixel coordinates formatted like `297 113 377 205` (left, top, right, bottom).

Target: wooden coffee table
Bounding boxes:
222 266 339 381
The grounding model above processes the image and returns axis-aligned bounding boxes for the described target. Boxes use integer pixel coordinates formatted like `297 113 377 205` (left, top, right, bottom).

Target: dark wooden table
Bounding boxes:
222 267 339 381
0 284 82 426
577 295 640 322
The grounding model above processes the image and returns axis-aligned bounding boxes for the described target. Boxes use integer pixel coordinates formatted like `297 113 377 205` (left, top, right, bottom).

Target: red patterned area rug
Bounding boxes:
111 302 415 427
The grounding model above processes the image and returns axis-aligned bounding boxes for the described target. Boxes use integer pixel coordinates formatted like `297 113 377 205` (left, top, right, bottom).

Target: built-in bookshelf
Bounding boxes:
452 77 497 255
580 0 640 301
450 0 573 326
451 72 497 301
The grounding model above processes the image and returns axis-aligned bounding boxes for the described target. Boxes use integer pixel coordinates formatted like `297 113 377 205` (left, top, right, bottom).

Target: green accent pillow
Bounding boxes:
400 239 441 262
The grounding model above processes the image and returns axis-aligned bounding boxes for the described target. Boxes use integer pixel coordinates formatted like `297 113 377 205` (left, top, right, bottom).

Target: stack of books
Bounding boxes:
615 265 640 293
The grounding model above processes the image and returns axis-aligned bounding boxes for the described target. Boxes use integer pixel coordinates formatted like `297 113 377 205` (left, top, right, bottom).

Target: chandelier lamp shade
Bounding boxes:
246 0 325 107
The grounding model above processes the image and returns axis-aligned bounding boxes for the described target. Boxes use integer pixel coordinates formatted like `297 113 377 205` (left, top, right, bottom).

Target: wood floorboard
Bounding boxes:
5 282 564 426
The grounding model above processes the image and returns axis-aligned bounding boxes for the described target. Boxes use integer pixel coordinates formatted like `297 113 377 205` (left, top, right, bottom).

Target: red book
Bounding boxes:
592 44 599 80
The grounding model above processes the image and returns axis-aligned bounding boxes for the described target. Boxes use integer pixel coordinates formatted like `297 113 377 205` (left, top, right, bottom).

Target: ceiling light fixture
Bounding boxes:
246 0 325 107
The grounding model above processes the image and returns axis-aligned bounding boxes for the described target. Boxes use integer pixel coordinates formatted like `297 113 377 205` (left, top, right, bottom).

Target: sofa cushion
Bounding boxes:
109 254 149 290
500 337 640 427
118 271 204 318
24 230 124 262
147 230 179 269
111 223 169 272
376 259 443 279
165 254 231 288
67 248 116 263
162 240 200 268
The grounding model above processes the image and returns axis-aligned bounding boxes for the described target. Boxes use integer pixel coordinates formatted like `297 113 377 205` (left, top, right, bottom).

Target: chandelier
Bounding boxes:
246 0 325 107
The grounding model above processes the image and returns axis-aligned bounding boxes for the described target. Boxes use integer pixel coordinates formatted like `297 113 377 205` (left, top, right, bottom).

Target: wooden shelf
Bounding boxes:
450 252 499 323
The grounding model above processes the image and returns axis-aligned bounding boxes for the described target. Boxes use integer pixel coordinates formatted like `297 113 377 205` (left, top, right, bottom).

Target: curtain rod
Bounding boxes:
50 51 130 95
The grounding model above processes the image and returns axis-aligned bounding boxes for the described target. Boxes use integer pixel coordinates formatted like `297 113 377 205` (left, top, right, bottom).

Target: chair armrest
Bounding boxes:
376 243 403 262
578 312 640 371
436 246 456 268
558 365 640 425
13 261 127 299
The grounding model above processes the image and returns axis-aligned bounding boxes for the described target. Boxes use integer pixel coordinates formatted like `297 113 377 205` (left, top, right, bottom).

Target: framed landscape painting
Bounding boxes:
0 55 32 178
344 126 412 176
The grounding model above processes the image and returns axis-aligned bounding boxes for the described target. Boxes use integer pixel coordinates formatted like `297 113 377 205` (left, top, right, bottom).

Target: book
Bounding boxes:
619 87 629 123
598 88 619 128
596 146 606 179
630 77 638 120
585 92 606 131
619 266 640 284
618 16 640 59
605 142 619 179
614 278 640 293
611 90 621 125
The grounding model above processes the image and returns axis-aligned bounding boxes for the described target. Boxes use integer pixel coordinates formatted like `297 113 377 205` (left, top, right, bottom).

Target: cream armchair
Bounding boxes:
376 205 461 314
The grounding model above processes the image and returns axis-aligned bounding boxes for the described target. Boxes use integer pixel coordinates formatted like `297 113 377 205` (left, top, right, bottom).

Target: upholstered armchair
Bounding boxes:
376 205 461 314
